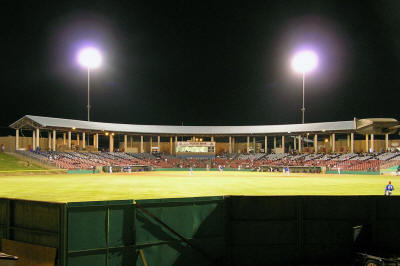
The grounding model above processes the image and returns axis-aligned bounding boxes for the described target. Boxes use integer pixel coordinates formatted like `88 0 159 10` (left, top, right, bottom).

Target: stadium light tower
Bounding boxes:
77 47 102 121
291 50 318 124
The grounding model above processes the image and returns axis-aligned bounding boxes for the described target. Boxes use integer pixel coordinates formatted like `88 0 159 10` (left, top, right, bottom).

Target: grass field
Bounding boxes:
0 171 398 203
0 152 45 172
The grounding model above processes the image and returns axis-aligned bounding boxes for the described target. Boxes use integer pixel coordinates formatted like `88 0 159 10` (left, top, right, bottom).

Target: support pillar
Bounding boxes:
385 134 389 151
130 136 133 148
157 136 160 150
32 130 36 150
365 134 369 153
232 137 235 153
229 136 232 153
264 136 268 154
77 133 80 146
370 134 374 152
15 129 19 150
149 137 153 153
175 136 178 155
109 134 114 152
170 137 173 154
351 133 354 153
63 133 66 145
140 136 144 153
211 136 214 142
332 133 335 153
124 135 127 152
294 136 297 151
298 135 302 153
82 132 86 149
95 133 99 150
347 134 350 151
314 134 318 154
68 131 71 149
282 135 285 154
48 132 52 150
36 128 40 148
52 130 56 151
247 136 250 153
253 137 256 153
274 137 277 150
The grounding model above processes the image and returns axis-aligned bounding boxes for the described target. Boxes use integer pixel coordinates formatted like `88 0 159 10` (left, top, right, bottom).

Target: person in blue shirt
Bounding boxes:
385 181 394 196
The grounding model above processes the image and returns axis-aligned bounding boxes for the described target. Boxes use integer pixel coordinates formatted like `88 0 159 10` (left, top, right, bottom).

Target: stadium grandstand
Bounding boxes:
2 115 400 173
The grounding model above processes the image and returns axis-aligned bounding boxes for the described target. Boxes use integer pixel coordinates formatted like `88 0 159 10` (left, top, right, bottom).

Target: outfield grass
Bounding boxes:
0 171 398 203
0 152 45 171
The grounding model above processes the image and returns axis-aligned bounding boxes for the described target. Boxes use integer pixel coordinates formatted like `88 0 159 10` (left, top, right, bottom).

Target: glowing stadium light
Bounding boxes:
77 47 102 69
291 50 318 73
77 47 103 122
291 50 319 124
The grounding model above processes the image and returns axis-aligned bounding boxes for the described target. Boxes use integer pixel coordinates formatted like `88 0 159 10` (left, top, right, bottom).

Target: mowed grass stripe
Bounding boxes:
0 171 397 203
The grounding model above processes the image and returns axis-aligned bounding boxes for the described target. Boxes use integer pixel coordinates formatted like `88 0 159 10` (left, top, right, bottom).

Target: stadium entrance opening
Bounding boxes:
176 141 215 158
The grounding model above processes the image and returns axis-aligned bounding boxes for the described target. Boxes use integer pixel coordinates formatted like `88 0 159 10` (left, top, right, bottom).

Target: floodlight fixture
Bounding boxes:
291 50 319 124
78 47 102 69
291 50 318 73
77 47 103 122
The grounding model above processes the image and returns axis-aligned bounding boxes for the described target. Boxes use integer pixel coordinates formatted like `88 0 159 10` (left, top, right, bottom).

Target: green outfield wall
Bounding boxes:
1 196 400 265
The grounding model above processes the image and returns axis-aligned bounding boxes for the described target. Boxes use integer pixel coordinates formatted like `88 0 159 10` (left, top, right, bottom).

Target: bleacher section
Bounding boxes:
15 151 400 173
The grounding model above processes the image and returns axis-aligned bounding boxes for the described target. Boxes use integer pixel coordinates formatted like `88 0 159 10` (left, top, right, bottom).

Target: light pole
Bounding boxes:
77 47 102 121
291 50 318 124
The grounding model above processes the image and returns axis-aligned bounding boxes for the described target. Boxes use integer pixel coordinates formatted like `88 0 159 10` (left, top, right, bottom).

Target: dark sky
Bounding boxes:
2 0 400 134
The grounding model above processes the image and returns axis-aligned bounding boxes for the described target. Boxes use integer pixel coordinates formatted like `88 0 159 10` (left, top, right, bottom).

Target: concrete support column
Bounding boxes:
32 130 36 150
229 136 232 153
174 136 178 155
149 137 153 153
130 136 133 148
52 130 56 151
63 133 66 145
95 133 99 150
314 134 318 154
36 128 40 148
211 136 214 142
264 136 268 153
274 137 277 150
109 134 114 152
294 136 297 150
282 136 285 153
365 134 369 153
332 133 335 153
124 135 127 152
370 134 374 152
347 134 350 151
170 137 173 154
385 134 389 151
77 134 80 146
253 137 256 153
15 129 19 150
157 136 160 150
68 131 71 149
140 135 144 153
82 132 86 149
48 132 52 150
232 137 235 153
298 135 302 153
351 133 354 153
247 136 250 153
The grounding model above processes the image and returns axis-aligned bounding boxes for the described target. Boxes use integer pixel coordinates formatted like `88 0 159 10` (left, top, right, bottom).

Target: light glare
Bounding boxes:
291 50 318 73
78 47 102 69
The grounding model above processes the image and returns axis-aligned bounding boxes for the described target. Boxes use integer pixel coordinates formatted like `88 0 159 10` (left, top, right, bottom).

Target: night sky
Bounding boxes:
2 0 400 135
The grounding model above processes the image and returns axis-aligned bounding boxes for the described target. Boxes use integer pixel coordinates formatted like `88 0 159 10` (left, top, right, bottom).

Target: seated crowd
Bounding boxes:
17 150 400 172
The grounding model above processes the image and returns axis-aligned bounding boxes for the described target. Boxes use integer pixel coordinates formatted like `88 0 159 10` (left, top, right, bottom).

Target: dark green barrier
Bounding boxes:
135 196 227 266
153 168 252 172
326 170 380 175
67 169 99 174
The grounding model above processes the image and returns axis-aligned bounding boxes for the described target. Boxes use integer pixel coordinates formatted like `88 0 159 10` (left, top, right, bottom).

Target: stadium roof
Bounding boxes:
9 115 399 136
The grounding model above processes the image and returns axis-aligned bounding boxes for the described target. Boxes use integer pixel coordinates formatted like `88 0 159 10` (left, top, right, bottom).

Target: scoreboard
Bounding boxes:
176 141 215 154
